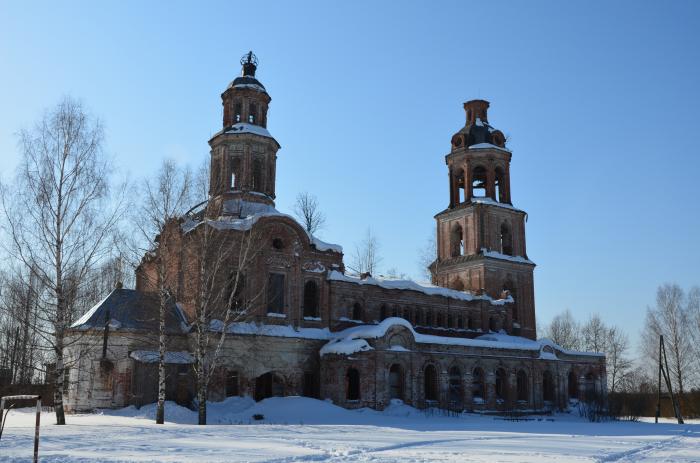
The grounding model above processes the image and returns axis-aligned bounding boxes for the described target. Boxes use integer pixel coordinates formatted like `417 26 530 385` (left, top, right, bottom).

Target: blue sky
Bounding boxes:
1 1 699 347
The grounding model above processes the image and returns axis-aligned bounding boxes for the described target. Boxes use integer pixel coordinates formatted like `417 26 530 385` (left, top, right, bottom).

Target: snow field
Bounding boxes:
1 397 698 462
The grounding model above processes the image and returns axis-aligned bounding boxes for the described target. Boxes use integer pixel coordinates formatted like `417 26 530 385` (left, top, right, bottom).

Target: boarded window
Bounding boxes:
267 273 285 314
226 370 239 397
303 280 319 318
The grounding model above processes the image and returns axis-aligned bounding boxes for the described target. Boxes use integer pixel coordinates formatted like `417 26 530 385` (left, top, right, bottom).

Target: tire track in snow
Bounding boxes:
595 429 693 462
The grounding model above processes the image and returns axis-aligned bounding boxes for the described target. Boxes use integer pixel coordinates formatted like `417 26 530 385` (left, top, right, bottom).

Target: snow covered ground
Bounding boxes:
1 397 699 462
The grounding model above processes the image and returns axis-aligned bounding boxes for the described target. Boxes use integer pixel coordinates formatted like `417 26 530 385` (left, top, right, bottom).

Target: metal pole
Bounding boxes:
33 397 41 463
655 335 662 423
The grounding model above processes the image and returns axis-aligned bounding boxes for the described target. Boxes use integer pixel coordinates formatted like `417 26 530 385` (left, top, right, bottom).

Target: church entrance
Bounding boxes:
254 372 284 401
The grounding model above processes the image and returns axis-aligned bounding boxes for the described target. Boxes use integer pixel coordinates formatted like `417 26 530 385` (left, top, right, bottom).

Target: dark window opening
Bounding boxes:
272 238 284 250
346 368 360 401
451 225 464 257
448 366 462 408
303 280 319 318
352 303 363 321
424 365 438 402
234 103 242 123
517 370 528 402
255 372 284 401
543 371 555 402
230 157 241 190
468 316 476 330
226 370 239 397
252 159 263 191
472 166 487 198
495 368 507 400
249 103 257 124
303 372 319 398
568 371 578 400
380 305 388 321
472 367 485 400
456 170 466 203
457 315 464 329
389 364 403 400
228 272 246 313
500 223 513 256
489 317 497 332
495 167 506 202
267 273 285 314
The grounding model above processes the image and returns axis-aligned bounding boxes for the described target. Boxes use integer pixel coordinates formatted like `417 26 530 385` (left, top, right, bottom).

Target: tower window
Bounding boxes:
235 103 242 123
252 159 263 191
249 103 257 124
456 170 466 203
472 166 487 198
500 223 513 256
231 157 241 190
451 224 464 257
495 167 506 203
303 280 319 318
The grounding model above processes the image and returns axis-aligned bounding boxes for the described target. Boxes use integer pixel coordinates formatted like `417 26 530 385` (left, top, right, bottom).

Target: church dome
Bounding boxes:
450 100 507 150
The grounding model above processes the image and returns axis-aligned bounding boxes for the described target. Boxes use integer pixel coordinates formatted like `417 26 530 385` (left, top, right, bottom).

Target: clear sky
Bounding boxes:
1 1 699 349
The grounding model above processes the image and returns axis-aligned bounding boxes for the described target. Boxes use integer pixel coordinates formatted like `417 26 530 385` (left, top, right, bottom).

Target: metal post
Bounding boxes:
655 335 662 423
34 397 41 463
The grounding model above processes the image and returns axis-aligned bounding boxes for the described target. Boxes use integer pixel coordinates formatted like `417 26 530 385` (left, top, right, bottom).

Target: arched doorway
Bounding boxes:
448 366 463 409
543 371 555 403
568 370 578 400
424 364 439 403
389 364 403 400
255 372 284 401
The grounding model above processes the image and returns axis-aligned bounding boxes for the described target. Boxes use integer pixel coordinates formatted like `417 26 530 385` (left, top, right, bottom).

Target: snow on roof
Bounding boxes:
130 350 194 364
327 271 511 306
468 142 511 153
224 123 273 139
222 321 332 340
320 318 605 358
481 248 535 265
469 196 525 213
181 203 343 254
232 82 266 92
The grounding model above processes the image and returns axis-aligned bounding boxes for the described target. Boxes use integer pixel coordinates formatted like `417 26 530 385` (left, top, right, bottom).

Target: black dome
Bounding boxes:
229 75 266 91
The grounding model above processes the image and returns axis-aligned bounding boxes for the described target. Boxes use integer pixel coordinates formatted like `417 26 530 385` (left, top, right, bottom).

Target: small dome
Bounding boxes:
228 75 267 92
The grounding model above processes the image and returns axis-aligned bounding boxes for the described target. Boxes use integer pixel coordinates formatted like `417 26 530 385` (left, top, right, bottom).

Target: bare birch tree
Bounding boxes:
349 228 382 276
417 229 437 282
641 283 694 398
293 191 326 235
0 97 123 424
581 314 607 353
137 159 192 424
605 325 632 393
189 205 263 424
541 309 581 350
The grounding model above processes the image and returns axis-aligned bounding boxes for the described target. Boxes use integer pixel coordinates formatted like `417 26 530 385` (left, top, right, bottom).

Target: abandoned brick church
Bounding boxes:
64 53 605 413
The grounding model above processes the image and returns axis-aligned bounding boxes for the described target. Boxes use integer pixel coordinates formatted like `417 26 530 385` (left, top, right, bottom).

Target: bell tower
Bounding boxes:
431 100 537 339
207 51 280 215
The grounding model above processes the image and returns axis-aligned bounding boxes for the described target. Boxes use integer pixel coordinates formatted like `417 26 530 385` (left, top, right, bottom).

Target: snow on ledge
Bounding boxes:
130 350 194 364
468 142 511 153
320 318 605 358
225 122 273 139
469 196 525 213
481 248 535 265
327 271 511 306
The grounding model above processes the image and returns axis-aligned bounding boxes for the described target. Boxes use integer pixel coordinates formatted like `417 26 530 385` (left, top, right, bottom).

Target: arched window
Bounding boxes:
543 371 555 402
472 166 487 198
267 273 285 314
568 371 578 400
228 272 245 313
495 368 507 400
352 303 363 321
252 159 263 191
451 224 464 257
346 368 360 401
468 316 476 330
249 103 257 124
389 364 403 400
456 169 466 203
448 366 462 408
230 157 241 190
234 102 242 123
457 315 464 329
424 365 439 402
380 305 388 321
494 166 506 203
472 367 485 401
516 370 529 402
500 223 513 256
303 280 319 318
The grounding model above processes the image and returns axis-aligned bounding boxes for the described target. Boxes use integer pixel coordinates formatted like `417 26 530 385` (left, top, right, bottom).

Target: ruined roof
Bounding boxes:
70 288 189 333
